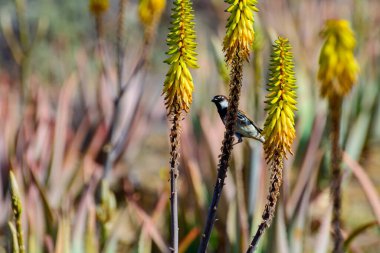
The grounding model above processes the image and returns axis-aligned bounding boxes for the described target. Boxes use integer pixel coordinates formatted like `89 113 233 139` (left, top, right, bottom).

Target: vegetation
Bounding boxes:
0 0 379 253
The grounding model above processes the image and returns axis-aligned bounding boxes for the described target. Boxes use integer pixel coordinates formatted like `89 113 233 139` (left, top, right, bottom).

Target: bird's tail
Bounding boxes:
249 135 265 144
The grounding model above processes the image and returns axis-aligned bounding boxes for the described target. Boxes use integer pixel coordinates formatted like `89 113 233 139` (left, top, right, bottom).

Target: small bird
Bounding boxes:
211 95 265 145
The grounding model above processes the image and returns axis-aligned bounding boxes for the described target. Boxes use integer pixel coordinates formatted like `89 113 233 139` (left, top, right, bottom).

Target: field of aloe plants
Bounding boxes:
0 0 379 252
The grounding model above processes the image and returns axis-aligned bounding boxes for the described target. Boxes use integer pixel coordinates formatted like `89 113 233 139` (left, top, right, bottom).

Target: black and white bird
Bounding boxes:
211 95 265 145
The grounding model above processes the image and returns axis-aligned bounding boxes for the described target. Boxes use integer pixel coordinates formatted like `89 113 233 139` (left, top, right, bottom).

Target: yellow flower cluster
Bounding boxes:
263 37 297 160
318 20 359 99
89 0 109 16
223 0 259 64
138 0 166 28
163 0 198 113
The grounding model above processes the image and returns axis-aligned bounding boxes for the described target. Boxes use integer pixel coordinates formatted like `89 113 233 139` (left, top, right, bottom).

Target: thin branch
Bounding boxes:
98 36 151 175
97 16 153 174
101 0 127 177
95 0 144 177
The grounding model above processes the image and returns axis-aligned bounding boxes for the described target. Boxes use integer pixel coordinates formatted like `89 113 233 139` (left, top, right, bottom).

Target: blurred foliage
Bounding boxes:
0 0 379 253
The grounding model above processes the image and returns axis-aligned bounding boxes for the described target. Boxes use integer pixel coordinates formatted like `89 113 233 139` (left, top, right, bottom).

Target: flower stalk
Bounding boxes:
329 96 343 252
247 37 297 252
317 19 359 253
198 0 258 252
162 0 198 251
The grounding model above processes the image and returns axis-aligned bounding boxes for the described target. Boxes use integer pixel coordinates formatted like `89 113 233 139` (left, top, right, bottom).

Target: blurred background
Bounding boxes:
0 0 379 252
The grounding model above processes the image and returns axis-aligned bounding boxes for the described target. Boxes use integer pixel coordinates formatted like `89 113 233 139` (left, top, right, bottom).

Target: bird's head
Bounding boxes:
211 95 229 110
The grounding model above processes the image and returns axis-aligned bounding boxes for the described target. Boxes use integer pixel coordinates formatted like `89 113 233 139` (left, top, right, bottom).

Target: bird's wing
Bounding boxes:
237 110 263 133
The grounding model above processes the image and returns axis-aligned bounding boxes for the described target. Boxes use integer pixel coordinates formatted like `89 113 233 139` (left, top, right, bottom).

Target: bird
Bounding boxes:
211 95 265 145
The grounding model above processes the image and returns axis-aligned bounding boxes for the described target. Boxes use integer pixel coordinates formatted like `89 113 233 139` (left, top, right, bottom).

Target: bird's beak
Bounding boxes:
211 97 216 102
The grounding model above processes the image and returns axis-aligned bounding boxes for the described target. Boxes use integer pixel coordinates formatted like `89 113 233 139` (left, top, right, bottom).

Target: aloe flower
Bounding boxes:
138 0 166 28
318 20 359 99
163 0 198 113
263 37 297 161
223 0 259 63
89 0 109 16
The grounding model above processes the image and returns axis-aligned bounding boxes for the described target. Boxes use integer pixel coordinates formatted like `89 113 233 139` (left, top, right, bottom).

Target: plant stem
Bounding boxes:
330 97 343 253
198 54 243 253
246 153 283 253
169 107 181 253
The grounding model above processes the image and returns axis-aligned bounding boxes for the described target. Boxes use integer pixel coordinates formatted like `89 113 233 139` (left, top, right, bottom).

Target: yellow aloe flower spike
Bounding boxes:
223 0 259 64
138 0 166 28
263 37 297 161
163 0 198 113
318 19 359 99
89 0 110 16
